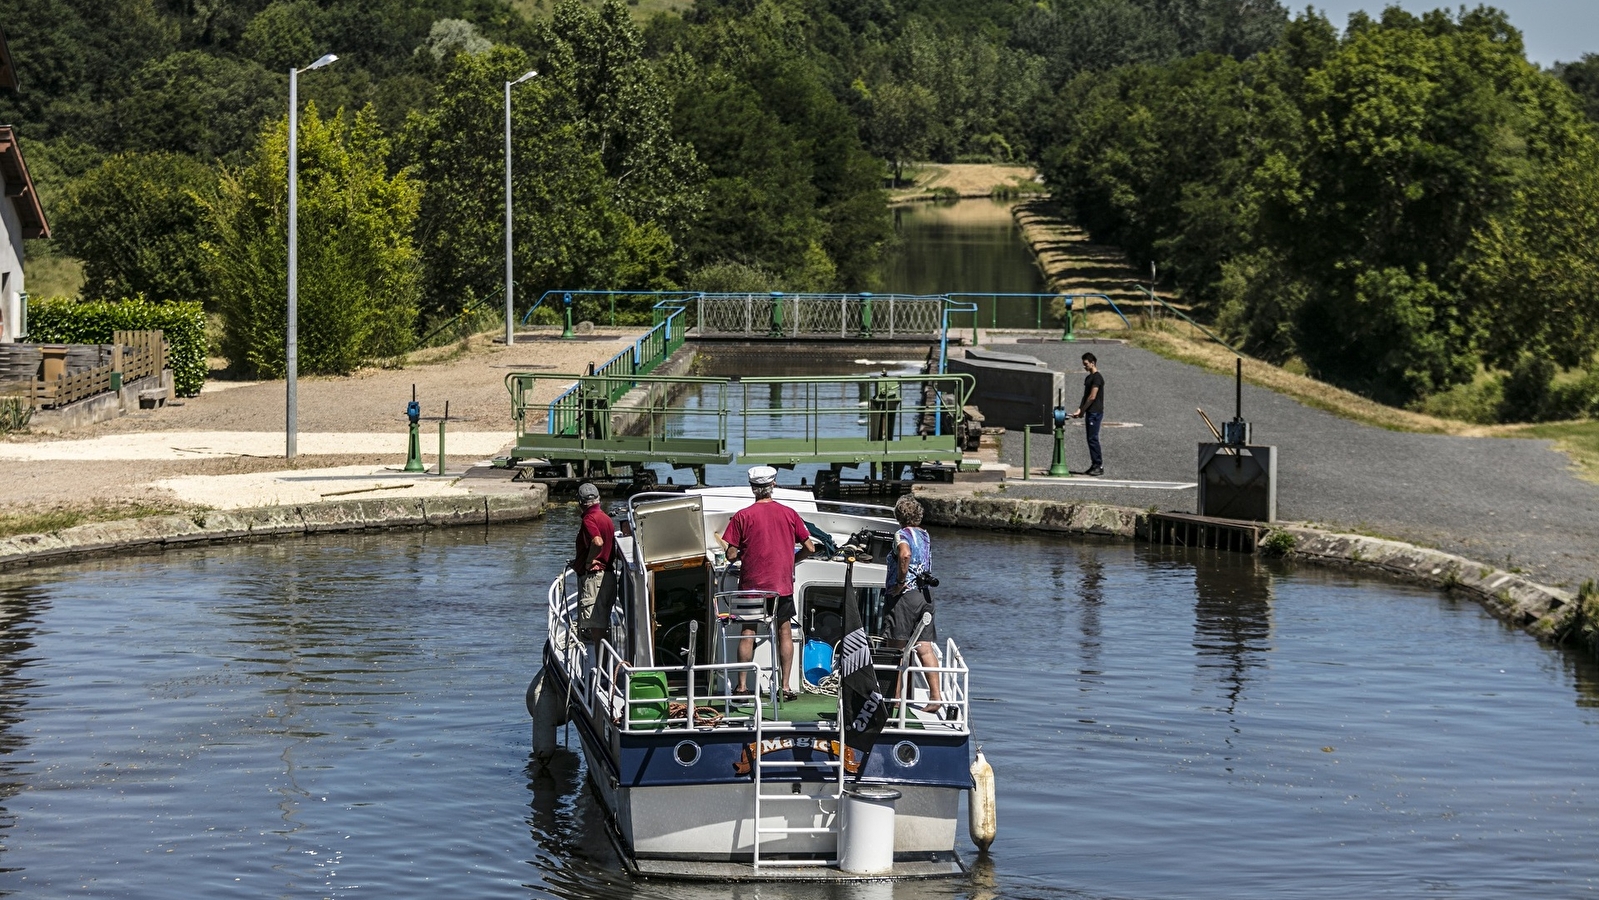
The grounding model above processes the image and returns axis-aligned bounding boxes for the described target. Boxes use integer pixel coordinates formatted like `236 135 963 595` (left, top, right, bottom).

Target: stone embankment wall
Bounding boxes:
0 489 548 571
918 493 1577 645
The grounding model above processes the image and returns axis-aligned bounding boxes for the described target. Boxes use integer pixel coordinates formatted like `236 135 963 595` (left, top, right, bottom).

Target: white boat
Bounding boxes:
528 486 976 880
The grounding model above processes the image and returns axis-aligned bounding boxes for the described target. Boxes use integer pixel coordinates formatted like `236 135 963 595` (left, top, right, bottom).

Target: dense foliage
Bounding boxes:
208 104 421 377
1041 8 1599 412
26 297 209 396
5 0 1597 421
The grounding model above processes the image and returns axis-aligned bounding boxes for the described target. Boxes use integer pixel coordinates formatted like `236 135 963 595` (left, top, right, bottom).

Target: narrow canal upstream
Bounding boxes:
0 516 1596 898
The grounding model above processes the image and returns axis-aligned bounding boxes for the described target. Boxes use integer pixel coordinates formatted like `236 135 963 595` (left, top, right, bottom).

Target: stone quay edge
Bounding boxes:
0 488 549 571
917 493 1576 645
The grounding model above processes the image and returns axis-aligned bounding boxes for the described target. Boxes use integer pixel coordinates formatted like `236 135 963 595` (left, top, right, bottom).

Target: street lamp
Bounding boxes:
287 52 339 460
504 69 537 346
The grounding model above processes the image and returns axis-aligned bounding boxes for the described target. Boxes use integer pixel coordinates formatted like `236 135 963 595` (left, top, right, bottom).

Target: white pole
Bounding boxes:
285 54 337 460
287 65 299 460
505 70 536 347
505 78 514 346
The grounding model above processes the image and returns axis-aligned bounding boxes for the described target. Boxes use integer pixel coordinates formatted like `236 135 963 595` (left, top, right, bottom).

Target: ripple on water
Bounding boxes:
0 516 1594 898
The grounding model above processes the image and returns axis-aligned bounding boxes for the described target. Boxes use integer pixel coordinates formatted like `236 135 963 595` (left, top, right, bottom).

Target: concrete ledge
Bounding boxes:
27 370 174 433
920 492 1577 646
1280 528 1575 636
0 487 548 571
918 494 1139 538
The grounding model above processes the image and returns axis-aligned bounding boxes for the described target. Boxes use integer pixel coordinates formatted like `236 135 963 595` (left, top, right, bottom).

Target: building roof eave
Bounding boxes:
0 127 49 240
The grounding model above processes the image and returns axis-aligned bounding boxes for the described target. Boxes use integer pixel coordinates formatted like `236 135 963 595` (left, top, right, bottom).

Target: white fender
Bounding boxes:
527 668 567 761
969 745 997 852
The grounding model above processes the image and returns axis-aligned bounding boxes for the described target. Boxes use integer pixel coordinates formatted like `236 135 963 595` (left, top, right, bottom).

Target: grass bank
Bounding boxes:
1516 421 1599 484
1010 200 1599 482
0 500 195 539
888 163 1042 204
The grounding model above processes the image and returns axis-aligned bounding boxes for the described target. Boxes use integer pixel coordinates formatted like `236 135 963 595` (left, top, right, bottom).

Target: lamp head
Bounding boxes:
511 69 538 86
305 53 339 72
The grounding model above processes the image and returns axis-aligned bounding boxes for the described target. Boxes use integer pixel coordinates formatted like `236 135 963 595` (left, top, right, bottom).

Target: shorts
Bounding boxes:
883 589 936 645
742 594 795 629
577 568 616 631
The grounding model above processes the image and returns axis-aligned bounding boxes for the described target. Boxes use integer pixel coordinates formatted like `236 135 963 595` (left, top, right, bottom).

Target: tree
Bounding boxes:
1264 7 1576 398
866 80 935 183
403 41 689 326
1467 136 1599 371
661 1 891 289
207 104 421 376
115 51 279 161
54 151 218 306
1554 53 1599 123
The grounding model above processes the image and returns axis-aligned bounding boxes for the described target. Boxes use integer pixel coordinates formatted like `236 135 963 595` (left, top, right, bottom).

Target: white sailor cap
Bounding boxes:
747 465 778 486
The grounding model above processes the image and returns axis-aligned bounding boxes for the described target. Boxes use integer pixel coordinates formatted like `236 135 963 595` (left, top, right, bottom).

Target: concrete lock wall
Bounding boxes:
946 355 1064 431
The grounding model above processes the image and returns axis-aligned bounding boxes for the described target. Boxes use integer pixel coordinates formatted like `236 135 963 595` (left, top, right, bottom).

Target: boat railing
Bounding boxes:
547 573 970 735
867 636 971 733
593 641 767 732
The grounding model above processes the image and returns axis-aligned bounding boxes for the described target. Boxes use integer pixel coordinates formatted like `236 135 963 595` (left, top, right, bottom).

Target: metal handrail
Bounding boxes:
520 289 700 327
737 373 975 457
1129 283 1240 354
547 574 969 736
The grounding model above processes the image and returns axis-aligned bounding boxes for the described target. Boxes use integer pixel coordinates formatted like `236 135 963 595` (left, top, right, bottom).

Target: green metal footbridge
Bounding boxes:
504 290 1130 483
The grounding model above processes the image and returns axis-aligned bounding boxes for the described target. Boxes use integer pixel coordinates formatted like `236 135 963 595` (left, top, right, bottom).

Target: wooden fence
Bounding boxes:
0 331 167 410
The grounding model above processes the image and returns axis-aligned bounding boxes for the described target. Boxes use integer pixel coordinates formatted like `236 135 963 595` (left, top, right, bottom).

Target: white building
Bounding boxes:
0 26 50 343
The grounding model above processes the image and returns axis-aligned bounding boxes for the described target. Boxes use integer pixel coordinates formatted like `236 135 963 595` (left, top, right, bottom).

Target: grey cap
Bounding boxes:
576 482 600 503
747 465 778 486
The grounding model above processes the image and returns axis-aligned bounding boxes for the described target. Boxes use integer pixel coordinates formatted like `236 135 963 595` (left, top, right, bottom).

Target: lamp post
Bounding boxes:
287 52 339 460
504 69 537 346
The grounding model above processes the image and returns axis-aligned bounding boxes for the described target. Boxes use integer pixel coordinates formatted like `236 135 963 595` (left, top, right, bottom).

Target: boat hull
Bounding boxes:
543 651 969 879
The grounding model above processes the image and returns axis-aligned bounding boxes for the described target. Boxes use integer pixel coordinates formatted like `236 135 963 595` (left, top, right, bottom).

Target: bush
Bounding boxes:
1412 375 1503 424
26 296 208 396
1260 529 1297 557
1499 354 1556 422
0 397 31 433
1547 368 1599 421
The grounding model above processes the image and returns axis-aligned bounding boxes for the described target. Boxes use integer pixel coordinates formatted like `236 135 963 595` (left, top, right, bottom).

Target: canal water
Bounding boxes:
883 200 1054 331
2 514 1596 898
883 200 1045 297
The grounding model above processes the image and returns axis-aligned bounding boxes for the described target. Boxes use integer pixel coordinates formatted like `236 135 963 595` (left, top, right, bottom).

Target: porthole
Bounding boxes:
893 741 920 768
673 740 701 767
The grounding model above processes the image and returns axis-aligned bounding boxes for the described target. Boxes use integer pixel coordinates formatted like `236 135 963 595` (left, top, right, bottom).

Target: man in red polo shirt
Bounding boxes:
572 482 615 642
718 466 816 698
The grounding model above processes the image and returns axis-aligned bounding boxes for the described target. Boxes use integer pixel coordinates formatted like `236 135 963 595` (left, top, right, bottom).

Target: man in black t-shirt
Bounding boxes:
1070 352 1105 476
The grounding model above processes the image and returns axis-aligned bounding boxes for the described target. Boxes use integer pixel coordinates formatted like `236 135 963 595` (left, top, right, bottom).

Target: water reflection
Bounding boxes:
1190 552 1273 714
882 201 1045 299
0 523 1597 898
1072 552 1105 685
0 581 47 882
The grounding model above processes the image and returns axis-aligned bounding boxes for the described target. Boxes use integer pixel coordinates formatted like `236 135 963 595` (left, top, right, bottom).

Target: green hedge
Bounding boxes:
26 297 207 396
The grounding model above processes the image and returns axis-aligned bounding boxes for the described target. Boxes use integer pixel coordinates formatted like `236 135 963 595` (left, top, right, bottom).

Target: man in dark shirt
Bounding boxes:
572 482 616 642
1071 351 1105 476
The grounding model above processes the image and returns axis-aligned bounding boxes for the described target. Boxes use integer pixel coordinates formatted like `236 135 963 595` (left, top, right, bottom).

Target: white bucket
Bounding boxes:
838 786 901 875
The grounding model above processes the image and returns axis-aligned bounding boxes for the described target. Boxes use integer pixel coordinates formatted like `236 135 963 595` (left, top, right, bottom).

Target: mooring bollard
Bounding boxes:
1049 405 1070 477
436 400 449 476
404 385 424 472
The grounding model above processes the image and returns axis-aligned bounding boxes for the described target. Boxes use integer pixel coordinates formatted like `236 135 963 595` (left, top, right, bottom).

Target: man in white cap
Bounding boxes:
571 482 615 643
717 466 817 698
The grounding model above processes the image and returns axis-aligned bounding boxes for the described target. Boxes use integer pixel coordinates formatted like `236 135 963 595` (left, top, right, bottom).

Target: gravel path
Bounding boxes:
988 338 1599 589
2 329 635 515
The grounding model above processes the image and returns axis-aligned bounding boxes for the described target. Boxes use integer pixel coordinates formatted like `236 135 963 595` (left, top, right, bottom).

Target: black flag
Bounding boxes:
838 557 887 756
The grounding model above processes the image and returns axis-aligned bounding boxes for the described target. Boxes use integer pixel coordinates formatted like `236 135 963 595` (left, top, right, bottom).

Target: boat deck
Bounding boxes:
628 855 966 881
686 689 951 730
